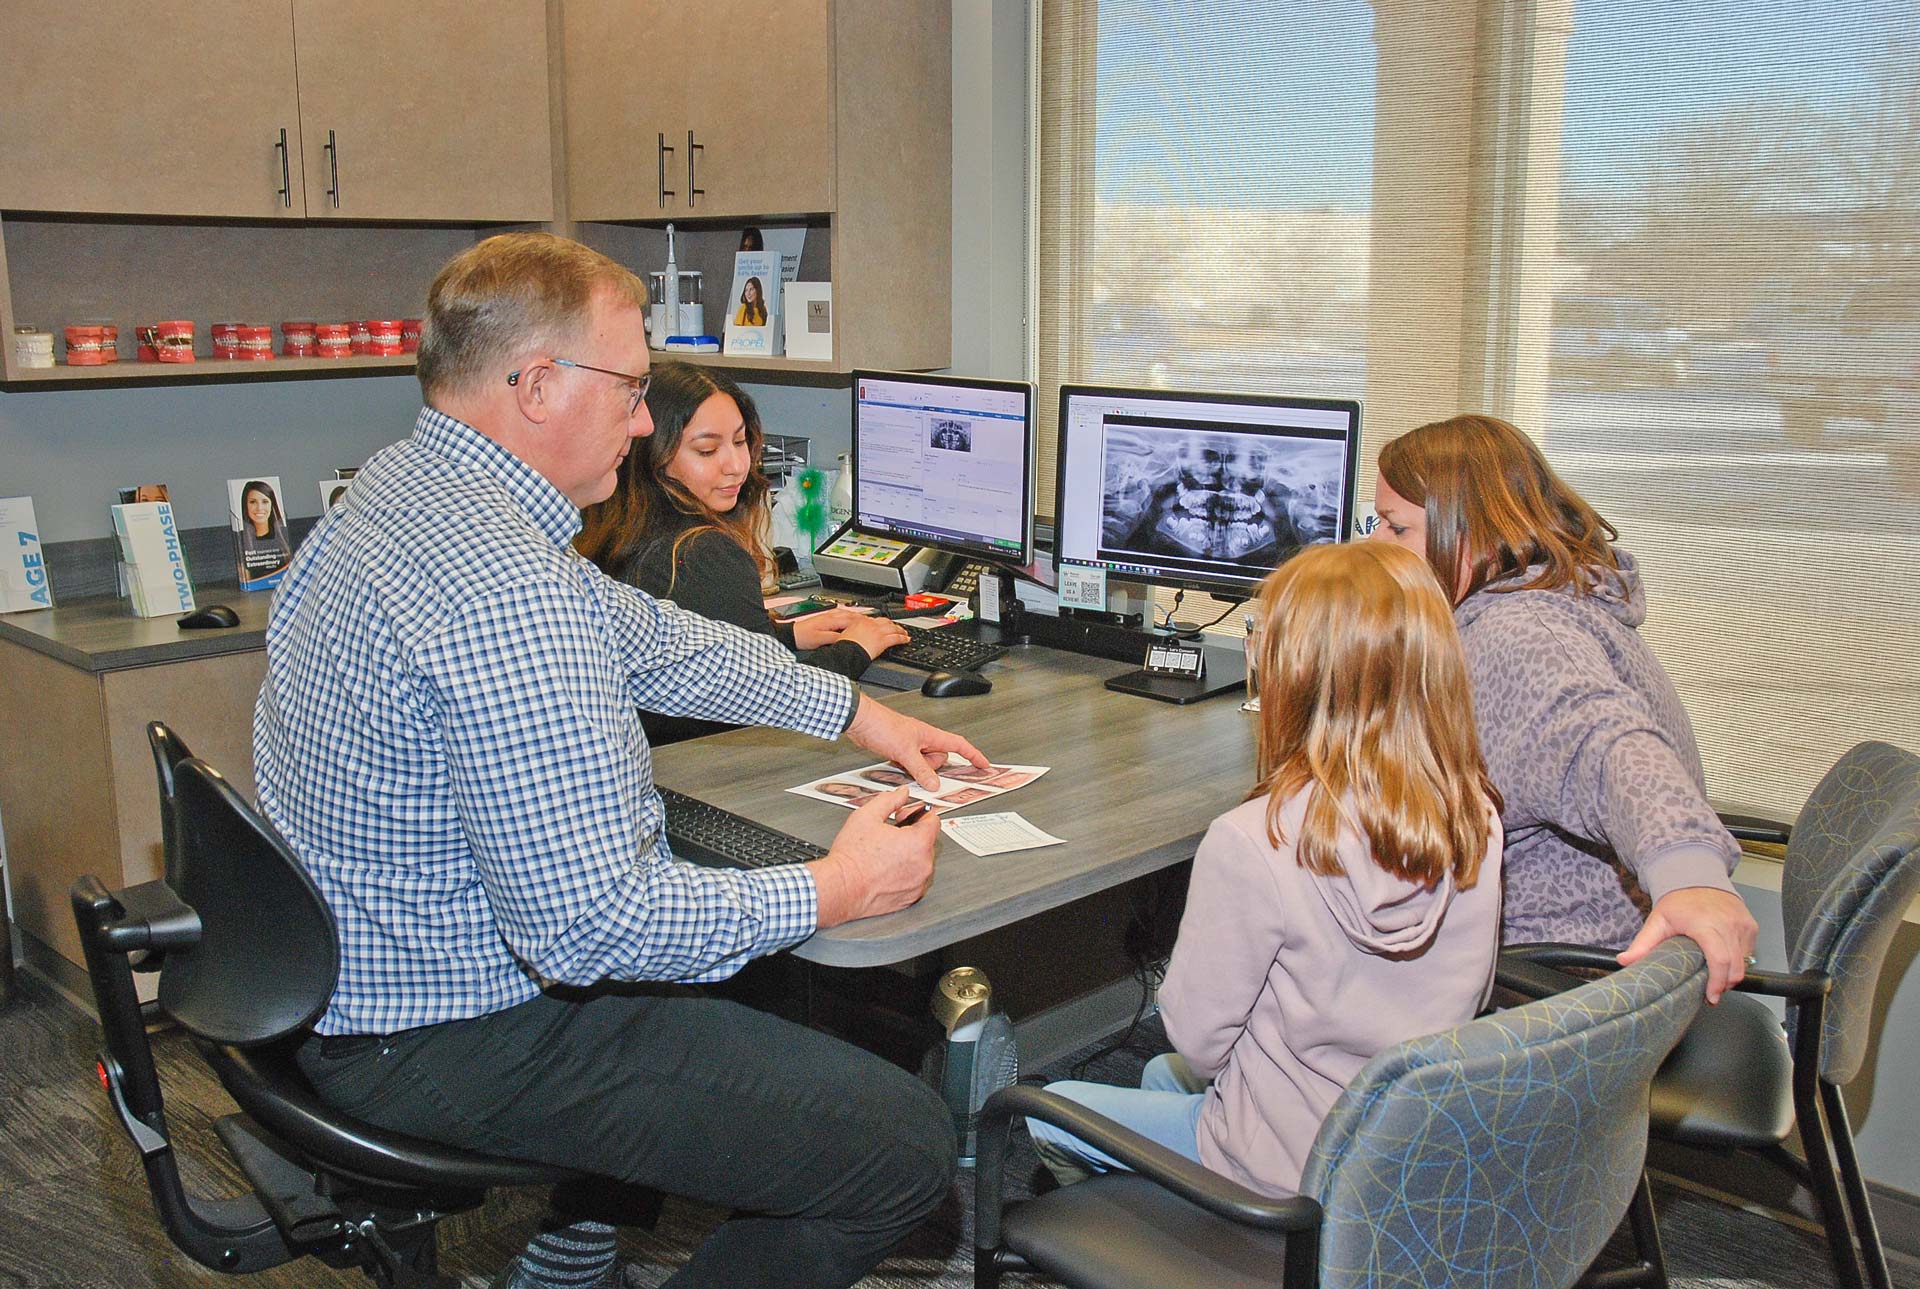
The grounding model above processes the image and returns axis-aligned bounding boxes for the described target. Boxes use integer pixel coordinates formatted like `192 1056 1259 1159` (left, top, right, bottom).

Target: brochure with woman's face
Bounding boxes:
228 475 293 592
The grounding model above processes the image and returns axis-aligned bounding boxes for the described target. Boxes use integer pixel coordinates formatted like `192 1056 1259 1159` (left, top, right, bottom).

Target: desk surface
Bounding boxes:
0 585 270 672
651 645 1256 967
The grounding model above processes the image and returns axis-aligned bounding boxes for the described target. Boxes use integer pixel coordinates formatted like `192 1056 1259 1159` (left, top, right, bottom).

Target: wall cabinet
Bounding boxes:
564 0 951 374
563 0 835 221
0 1 553 223
0 0 948 384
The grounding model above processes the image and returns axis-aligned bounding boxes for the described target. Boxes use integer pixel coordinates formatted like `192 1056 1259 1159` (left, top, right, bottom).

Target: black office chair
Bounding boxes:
72 753 612 1287
975 938 1708 1289
1504 739 1920 1289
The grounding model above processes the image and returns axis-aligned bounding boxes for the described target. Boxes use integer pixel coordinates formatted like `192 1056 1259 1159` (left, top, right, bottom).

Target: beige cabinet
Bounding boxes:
0 7 307 219
563 0 835 221
289 1 555 222
0 1 553 224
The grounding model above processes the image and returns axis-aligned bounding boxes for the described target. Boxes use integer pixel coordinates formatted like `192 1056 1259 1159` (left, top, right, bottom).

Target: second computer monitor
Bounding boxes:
851 370 1036 565
1055 384 1362 600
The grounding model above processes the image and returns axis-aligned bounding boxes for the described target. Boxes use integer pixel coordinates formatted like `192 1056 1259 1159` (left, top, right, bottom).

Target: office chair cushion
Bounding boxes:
207 1041 584 1193
1649 991 1795 1148
1780 741 1920 1086
1003 1172 1295 1289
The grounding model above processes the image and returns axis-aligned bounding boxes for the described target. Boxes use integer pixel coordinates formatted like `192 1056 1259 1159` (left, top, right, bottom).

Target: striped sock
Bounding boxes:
505 1220 619 1288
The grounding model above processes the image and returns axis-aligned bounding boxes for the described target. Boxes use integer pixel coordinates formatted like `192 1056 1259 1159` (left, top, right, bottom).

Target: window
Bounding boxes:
1038 0 1377 522
1040 0 1920 816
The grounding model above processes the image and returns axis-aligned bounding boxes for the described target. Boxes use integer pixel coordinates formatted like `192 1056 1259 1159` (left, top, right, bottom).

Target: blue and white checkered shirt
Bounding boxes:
255 407 856 1035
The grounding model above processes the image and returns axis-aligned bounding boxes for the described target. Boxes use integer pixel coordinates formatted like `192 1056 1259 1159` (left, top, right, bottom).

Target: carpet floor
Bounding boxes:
1 976 1912 1288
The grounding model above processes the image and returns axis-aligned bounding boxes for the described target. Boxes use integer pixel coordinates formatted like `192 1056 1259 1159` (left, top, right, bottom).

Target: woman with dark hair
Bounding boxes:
578 362 907 743
734 276 769 327
237 479 292 586
1371 413 1757 1001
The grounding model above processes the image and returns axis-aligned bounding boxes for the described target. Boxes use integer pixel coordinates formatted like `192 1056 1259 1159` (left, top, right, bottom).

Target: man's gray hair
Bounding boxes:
415 232 648 403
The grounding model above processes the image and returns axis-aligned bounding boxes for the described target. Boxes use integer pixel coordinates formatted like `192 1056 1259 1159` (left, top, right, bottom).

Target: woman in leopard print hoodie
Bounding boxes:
1370 413 1757 1003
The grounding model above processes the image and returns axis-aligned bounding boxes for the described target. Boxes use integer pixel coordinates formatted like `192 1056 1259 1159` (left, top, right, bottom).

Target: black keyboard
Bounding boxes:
659 787 828 870
883 623 1008 674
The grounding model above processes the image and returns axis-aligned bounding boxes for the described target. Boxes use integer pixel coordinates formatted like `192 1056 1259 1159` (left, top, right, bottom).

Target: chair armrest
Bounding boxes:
1733 967 1830 1001
1718 811 1791 846
1501 943 1829 1002
977 1084 1322 1233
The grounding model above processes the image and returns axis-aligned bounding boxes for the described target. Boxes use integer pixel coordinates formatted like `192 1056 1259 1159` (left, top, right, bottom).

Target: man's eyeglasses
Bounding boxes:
507 358 651 418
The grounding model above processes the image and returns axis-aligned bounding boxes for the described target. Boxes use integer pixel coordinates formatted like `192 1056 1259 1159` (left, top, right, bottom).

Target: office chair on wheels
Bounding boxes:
1504 739 1920 1289
72 735 640 1287
974 938 1708 1289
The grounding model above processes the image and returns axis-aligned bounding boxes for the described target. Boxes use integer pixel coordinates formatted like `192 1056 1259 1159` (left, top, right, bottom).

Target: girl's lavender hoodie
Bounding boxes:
1158 790 1502 1197
1456 549 1739 949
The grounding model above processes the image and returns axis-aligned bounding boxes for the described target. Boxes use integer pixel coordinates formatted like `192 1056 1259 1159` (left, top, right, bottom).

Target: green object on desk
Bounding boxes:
793 467 829 553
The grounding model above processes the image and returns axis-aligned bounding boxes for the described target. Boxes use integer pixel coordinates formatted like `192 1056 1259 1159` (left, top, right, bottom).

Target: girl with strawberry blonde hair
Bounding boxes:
1029 541 1504 1197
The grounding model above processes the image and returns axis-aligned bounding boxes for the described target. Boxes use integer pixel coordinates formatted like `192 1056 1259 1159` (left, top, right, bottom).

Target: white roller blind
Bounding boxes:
1529 0 1919 815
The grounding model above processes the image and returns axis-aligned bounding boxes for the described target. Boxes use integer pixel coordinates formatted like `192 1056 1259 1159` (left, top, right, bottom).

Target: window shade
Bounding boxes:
1528 0 1919 816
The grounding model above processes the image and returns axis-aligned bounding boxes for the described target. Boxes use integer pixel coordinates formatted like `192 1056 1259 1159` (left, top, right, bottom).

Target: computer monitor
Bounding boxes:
1054 384 1362 603
850 370 1036 566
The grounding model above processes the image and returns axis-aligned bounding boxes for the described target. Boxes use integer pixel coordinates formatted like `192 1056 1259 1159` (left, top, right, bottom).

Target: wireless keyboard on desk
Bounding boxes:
883 623 1008 674
659 787 828 870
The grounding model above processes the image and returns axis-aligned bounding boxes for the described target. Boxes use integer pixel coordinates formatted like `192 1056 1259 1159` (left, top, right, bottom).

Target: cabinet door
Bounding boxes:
562 0 688 221
0 4 305 218
683 0 836 219
290 0 554 222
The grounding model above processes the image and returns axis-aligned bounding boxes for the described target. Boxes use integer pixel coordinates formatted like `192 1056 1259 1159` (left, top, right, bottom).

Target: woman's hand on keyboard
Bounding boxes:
843 693 990 789
797 609 910 660
810 786 941 926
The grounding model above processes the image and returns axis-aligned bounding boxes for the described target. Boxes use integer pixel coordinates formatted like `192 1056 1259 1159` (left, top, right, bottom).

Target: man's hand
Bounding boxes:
1617 886 1759 1004
808 786 941 927
843 692 989 790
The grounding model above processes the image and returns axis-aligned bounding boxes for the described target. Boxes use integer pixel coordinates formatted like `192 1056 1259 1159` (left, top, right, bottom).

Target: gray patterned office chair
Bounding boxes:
975 937 1708 1289
1507 739 1920 1289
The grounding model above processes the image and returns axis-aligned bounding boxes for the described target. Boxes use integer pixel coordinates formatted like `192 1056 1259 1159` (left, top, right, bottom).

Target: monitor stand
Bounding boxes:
1103 639 1248 706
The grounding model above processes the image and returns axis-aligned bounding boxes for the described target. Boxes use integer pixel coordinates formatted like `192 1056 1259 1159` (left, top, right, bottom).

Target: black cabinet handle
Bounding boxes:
275 128 292 208
687 129 705 206
657 132 676 207
324 130 340 209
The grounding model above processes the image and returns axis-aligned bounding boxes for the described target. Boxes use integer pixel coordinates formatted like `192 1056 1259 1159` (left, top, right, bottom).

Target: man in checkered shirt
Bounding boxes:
257 233 983 1289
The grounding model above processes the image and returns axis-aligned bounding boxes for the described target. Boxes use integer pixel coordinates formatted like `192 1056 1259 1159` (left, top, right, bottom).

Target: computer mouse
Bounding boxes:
921 669 992 698
177 604 240 630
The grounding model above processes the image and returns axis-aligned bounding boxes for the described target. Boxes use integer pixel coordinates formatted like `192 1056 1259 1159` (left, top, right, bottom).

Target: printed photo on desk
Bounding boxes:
787 754 1050 813
227 475 292 592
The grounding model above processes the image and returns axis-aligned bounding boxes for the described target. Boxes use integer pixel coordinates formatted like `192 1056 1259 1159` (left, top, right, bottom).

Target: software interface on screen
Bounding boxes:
1055 386 1361 597
852 372 1034 563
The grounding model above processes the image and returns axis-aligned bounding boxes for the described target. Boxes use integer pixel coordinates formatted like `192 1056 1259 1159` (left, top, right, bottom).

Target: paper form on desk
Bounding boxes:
942 812 1066 856
787 754 1049 813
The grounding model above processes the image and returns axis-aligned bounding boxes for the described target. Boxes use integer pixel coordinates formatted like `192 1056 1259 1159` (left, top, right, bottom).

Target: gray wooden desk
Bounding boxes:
650 644 1256 968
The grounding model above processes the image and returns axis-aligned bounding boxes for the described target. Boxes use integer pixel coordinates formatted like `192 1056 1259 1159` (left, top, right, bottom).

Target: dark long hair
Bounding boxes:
737 276 768 326
1378 414 1619 606
577 362 773 588
240 480 287 542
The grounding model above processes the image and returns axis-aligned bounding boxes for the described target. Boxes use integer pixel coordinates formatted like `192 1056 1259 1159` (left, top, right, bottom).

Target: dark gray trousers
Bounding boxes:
296 989 956 1288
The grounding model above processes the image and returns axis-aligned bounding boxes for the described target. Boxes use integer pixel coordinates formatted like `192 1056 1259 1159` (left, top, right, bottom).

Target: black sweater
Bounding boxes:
612 514 870 745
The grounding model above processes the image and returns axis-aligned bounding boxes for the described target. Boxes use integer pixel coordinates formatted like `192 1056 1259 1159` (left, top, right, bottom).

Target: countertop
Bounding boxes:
0 586 271 673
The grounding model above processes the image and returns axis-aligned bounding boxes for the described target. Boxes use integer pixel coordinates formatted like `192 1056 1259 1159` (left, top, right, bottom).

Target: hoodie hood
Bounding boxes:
1454 546 1645 632
1313 822 1461 955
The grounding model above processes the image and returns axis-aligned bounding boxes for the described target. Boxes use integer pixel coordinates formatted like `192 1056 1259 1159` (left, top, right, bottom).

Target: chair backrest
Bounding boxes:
1300 938 1707 1289
1780 740 1920 1084
160 758 340 1046
146 722 195 885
